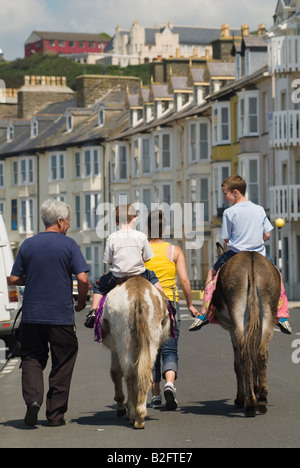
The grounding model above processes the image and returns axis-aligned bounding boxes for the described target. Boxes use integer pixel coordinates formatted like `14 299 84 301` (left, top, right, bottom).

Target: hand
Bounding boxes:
75 301 86 312
188 305 200 317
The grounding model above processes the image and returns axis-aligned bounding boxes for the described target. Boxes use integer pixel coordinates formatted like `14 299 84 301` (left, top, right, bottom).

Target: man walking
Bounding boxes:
8 199 89 427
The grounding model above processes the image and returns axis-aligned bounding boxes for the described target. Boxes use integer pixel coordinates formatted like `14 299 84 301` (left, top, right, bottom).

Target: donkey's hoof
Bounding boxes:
117 407 127 417
134 420 145 429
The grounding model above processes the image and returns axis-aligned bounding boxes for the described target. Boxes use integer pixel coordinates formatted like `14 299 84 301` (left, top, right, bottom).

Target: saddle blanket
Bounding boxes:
204 271 289 324
94 296 176 343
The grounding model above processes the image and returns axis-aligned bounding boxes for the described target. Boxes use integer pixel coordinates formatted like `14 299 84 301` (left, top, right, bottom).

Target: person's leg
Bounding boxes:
46 325 78 425
151 350 162 408
161 304 180 410
21 324 49 426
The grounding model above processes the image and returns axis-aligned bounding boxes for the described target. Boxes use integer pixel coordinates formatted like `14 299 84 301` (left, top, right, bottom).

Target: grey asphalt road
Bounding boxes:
1 304 300 450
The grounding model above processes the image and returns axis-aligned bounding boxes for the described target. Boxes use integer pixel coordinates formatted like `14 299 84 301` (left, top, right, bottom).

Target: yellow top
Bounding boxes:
145 242 179 302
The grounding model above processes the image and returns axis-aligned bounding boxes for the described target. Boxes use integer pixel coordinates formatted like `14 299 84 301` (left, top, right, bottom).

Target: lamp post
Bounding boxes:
275 217 285 273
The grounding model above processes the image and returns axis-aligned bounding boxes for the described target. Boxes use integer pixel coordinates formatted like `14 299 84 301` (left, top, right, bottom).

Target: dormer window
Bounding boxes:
31 117 38 137
98 106 105 127
66 111 73 132
7 124 14 141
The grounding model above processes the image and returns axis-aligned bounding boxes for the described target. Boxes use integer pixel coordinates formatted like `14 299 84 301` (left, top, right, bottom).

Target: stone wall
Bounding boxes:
76 75 141 107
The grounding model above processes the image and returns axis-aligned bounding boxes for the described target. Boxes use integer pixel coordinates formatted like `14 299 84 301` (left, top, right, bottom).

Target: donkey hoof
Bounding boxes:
258 401 268 414
134 420 145 430
234 398 244 409
244 406 257 418
117 407 127 417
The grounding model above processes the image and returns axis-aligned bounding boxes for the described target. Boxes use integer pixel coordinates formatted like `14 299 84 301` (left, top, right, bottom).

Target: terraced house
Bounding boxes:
1 1 300 298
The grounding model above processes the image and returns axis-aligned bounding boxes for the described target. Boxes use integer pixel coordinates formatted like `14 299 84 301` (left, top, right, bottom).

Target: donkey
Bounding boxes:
100 276 172 429
211 251 281 417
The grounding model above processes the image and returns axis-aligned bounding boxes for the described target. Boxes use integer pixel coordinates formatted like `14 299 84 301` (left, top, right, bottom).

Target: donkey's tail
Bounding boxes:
134 296 152 395
241 254 261 375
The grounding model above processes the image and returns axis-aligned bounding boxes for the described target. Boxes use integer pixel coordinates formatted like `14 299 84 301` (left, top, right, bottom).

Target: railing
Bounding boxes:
270 185 300 221
270 110 300 147
269 35 300 73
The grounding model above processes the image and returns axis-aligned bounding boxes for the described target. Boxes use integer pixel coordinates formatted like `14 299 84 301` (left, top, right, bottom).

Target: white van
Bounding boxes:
0 212 22 343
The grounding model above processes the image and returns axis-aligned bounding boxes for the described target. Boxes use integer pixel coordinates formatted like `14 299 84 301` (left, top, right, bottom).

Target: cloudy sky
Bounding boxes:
0 0 277 60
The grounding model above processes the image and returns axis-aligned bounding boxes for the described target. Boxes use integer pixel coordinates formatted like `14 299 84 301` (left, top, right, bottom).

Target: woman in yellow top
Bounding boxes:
145 210 200 410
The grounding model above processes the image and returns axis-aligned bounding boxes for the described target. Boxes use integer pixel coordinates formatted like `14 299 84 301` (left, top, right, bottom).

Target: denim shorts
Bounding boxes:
93 269 159 295
213 250 237 273
152 301 180 382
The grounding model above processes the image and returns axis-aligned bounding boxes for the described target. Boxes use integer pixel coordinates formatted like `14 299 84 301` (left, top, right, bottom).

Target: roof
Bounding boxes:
26 31 108 45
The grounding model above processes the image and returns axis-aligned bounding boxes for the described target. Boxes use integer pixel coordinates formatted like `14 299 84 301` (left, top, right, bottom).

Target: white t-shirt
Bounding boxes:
103 230 154 278
221 201 273 255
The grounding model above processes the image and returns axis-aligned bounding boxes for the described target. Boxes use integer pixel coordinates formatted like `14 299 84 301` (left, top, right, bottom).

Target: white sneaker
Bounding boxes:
164 383 178 411
150 395 162 408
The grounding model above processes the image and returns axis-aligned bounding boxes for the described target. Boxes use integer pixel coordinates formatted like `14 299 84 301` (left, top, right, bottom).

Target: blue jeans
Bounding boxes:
152 301 180 382
213 250 237 272
93 269 159 295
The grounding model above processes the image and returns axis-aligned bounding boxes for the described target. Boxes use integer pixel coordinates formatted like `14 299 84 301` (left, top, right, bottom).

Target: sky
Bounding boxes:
0 0 277 61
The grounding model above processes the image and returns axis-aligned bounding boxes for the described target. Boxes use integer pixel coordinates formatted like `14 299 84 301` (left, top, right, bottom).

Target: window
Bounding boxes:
212 103 230 145
7 124 14 141
74 195 81 229
20 198 34 234
153 132 171 170
190 176 210 223
98 106 105 127
31 118 38 137
189 120 209 162
11 199 17 230
111 144 128 182
212 163 230 216
132 140 139 177
142 138 150 174
83 149 100 177
19 158 34 185
13 161 18 185
66 112 72 132
239 156 259 204
85 245 102 279
0 162 4 188
50 153 65 181
75 152 80 178
238 91 259 137
84 193 100 229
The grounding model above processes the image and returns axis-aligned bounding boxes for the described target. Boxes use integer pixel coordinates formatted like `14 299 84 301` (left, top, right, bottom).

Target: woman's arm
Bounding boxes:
173 246 199 317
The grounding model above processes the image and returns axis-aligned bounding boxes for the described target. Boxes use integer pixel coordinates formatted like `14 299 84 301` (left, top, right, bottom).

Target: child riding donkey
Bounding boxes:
190 175 292 335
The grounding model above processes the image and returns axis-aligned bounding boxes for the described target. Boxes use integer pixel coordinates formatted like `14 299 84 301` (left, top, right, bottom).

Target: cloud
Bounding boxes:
0 0 276 60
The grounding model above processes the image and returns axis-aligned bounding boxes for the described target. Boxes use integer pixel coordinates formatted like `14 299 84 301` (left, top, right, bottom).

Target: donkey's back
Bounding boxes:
212 251 281 417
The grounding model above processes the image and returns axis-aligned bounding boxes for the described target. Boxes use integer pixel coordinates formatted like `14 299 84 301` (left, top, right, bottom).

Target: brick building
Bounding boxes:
25 31 109 58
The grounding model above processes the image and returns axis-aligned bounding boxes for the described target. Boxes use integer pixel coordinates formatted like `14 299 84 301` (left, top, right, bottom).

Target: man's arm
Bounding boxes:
7 275 25 286
75 272 89 312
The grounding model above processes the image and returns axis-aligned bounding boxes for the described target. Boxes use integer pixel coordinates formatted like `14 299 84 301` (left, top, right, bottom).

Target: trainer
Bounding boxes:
8 199 89 427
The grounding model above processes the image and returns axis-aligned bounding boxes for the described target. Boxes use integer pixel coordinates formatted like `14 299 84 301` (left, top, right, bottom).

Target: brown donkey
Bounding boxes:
212 251 281 417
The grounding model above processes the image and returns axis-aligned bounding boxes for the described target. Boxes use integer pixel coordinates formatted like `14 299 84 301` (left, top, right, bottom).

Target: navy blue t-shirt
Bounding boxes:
11 232 89 325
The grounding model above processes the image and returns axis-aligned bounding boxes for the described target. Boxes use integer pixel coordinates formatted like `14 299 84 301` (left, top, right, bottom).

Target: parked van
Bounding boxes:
0 212 22 343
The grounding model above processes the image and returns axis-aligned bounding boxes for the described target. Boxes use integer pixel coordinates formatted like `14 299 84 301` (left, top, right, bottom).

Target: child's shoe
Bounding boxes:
189 314 209 331
277 318 292 335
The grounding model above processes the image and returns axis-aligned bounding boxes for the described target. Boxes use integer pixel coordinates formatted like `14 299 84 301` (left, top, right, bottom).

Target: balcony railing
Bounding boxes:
270 110 300 147
269 35 300 73
270 185 300 221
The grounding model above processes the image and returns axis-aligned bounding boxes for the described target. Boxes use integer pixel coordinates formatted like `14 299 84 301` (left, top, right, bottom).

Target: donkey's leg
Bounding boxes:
231 334 245 409
110 352 126 417
125 367 138 425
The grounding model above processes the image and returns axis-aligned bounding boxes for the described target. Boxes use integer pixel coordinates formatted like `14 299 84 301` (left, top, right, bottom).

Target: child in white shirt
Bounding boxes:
89 204 162 314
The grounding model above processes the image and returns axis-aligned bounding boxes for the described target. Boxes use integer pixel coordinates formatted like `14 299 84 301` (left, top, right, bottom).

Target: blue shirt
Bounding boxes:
221 201 273 255
11 232 89 325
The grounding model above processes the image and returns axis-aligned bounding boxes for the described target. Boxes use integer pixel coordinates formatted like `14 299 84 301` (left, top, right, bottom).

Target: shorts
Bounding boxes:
213 250 237 273
93 268 159 296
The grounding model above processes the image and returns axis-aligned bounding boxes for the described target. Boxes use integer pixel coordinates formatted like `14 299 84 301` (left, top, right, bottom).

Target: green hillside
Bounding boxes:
0 53 151 90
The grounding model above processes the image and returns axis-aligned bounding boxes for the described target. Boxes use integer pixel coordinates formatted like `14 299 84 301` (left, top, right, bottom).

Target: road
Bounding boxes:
1 303 300 450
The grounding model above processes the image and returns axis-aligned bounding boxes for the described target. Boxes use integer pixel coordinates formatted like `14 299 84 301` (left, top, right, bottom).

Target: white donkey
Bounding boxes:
99 276 172 429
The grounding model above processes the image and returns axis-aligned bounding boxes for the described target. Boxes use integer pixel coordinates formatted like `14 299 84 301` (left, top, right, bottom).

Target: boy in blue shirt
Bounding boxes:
190 175 291 334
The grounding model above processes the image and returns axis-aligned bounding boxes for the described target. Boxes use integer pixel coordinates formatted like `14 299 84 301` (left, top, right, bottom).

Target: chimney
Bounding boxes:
221 24 230 38
257 24 266 36
241 23 250 36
